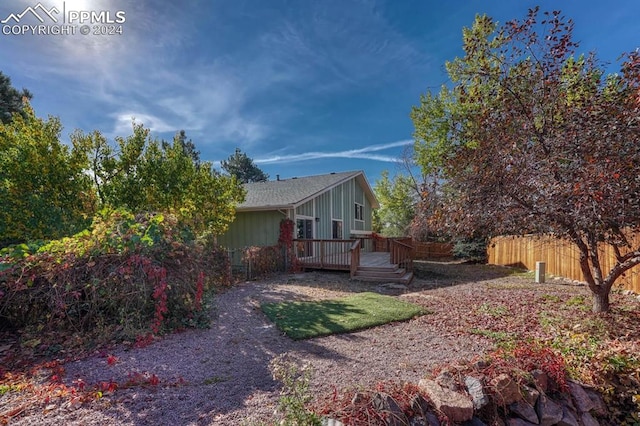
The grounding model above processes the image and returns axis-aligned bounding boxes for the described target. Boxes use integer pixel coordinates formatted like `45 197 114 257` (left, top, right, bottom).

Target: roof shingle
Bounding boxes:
237 170 377 211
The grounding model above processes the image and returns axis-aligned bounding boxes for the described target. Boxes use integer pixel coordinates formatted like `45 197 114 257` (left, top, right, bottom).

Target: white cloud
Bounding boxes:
112 112 175 134
256 139 413 164
2 1 426 154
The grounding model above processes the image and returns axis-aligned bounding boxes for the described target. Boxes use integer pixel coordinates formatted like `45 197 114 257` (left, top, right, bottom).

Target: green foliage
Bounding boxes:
220 147 268 183
411 8 640 312
0 209 231 342
453 237 488 262
261 292 427 340
0 103 95 247
72 125 245 236
411 86 457 179
269 354 322 426
0 71 32 124
373 171 416 237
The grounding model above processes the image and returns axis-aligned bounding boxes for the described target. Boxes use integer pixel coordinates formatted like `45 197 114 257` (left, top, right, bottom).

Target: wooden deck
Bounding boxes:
294 239 414 284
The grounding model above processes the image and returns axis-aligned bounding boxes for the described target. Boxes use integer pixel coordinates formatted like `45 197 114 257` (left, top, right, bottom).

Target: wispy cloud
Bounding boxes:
2 0 424 165
112 112 175 135
255 139 412 164
259 1 430 93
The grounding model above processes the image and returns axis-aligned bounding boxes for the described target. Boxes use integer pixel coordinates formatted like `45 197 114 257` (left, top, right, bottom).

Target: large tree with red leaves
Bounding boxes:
412 8 640 312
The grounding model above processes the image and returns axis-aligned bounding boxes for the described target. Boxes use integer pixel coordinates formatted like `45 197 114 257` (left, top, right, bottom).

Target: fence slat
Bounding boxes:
488 234 640 293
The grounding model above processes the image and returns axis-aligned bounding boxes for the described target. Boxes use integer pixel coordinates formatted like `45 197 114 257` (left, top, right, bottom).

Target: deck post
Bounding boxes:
349 239 361 278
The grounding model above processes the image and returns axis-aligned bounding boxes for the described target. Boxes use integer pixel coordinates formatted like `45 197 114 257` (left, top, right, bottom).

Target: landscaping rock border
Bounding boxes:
325 370 609 425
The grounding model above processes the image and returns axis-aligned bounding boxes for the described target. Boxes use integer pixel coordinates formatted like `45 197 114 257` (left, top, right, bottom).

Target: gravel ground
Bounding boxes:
2 262 593 425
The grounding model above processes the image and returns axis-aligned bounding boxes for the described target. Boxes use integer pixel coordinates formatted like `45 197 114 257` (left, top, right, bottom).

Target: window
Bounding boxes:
354 203 364 221
332 220 343 239
296 218 314 257
296 218 313 239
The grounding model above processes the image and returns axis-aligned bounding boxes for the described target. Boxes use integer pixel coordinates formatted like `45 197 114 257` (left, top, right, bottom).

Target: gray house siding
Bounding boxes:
217 210 288 248
332 182 343 220
296 199 314 217
218 171 378 251
315 191 331 239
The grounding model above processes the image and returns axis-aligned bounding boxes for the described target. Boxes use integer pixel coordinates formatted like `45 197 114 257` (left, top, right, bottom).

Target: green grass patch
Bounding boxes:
477 302 509 317
261 292 428 340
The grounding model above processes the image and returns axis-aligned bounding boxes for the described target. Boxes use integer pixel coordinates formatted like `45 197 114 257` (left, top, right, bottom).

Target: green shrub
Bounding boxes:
453 237 488 263
0 209 230 341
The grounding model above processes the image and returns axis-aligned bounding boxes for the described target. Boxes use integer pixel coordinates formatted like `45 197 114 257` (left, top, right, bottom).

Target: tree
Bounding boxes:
0 103 95 245
0 71 32 124
373 171 416 237
221 148 269 183
73 125 245 236
412 8 640 312
166 130 200 167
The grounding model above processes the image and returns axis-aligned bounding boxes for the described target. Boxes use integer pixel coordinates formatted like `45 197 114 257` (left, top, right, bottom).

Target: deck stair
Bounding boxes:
291 239 414 285
353 264 413 284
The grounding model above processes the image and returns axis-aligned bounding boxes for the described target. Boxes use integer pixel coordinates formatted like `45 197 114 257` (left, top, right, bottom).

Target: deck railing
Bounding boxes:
349 239 361 278
291 237 413 275
390 238 413 272
293 239 355 270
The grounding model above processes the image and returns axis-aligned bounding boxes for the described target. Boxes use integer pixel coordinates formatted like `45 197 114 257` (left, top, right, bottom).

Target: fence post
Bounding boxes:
535 261 546 283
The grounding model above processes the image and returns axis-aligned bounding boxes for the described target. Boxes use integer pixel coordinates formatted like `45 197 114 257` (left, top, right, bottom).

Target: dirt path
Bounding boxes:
3 263 591 425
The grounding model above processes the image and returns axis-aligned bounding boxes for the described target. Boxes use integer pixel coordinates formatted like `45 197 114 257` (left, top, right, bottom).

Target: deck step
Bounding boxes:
356 265 400 272
354 268 406 278
352 265 414 284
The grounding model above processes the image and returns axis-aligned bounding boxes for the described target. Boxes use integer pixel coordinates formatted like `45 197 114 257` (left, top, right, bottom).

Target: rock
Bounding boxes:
584 389 607 417
410 414 443 426
436 368 458 391
462 417 487 425
418 378 474 423
531 370 548 393
507 418 537 426
567 380 595 413
465 376 489 409
521 386 540 407
580 412 600 426
536 394 563 426
424 412 441 426
410 394 432 417
509 400 539 424
557 406 579 426
372 392 409 426
490 374 521 406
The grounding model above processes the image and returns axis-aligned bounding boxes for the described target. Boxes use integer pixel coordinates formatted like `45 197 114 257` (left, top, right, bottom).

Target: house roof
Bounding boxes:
237 170 379 211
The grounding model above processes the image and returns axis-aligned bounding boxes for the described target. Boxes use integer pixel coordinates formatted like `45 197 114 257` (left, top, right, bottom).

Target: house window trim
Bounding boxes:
332 219 343 239
354 202 364 222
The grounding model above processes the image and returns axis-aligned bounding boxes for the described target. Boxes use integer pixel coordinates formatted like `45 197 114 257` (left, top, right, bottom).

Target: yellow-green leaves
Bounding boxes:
0 103 94 245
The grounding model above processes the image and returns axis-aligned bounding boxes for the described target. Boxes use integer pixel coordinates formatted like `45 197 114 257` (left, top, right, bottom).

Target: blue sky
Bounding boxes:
1 1 638 186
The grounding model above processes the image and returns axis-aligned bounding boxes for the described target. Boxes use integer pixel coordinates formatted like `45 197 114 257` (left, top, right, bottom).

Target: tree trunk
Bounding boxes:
592 290 610 313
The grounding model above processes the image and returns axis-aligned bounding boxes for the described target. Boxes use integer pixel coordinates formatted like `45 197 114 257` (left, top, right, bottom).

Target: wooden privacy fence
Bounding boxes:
488 234 640 293
413 242 453 260
371 237 453 260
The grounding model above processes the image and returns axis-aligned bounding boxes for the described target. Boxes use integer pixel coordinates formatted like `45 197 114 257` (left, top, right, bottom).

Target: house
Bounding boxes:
218 170 413 283
218 170 378 249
